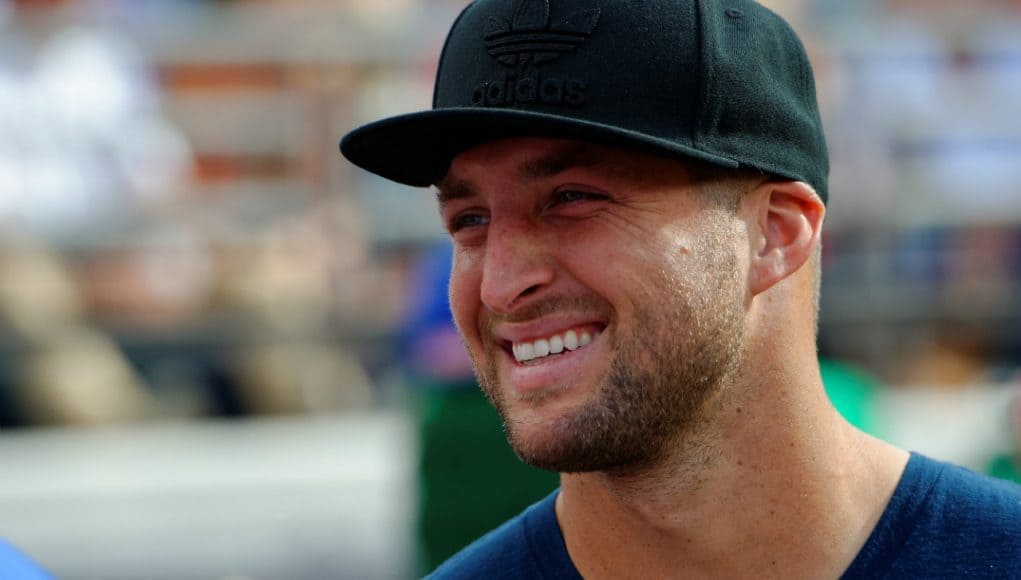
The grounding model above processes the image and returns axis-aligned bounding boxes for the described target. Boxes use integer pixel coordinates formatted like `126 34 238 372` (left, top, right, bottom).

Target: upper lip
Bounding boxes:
491 317 607 347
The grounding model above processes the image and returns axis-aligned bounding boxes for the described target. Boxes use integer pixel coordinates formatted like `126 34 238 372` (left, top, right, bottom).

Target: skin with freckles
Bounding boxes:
437 137 909 579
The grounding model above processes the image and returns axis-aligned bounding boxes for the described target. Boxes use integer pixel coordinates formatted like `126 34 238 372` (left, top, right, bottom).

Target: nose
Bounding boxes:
479 216 555 314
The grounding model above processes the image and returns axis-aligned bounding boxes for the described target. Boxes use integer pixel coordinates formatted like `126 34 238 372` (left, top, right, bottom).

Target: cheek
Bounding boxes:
447 252 483 340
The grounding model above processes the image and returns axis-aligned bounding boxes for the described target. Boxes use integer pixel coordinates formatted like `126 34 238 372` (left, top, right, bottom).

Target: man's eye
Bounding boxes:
449 213 489 232
550 190 606 206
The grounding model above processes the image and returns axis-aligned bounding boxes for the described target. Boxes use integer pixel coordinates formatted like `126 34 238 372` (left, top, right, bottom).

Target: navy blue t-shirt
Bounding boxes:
427 453 1021 579
842 452 1021 578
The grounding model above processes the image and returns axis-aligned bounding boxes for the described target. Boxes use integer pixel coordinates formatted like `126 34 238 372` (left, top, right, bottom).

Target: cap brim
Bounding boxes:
340 108 740 187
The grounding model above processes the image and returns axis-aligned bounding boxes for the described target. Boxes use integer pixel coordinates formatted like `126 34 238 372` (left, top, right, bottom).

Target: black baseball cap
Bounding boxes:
340 0 829 201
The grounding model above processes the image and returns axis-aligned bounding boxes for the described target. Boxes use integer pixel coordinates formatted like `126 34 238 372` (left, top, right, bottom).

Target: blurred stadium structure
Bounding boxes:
0 0 1019 578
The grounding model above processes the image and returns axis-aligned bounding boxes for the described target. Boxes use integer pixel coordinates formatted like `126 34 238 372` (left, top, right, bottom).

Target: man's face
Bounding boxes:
438 138 748 473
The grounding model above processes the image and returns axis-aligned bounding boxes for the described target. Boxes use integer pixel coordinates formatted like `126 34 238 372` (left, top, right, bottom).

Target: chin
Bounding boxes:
500 404 576 468
502 406 630 473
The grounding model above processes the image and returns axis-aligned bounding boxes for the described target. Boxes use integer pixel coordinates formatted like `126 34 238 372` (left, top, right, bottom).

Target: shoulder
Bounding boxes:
426 490 578 580
918 456 1021 546
931 455 1021 513
850 453 1021 579
426 510 535 580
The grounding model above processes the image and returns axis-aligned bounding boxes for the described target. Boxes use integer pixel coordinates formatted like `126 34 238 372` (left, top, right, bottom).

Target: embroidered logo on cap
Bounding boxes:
472 0 599 108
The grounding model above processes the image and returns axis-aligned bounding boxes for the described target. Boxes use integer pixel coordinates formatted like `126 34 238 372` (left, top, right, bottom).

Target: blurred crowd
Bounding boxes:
0 0 412 426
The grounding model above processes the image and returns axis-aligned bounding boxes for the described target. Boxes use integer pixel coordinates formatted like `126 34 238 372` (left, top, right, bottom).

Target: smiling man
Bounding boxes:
341 0 1021 578
436 140 752 479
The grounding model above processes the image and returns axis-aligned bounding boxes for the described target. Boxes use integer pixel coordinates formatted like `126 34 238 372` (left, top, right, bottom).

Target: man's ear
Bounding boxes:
745 181 825 296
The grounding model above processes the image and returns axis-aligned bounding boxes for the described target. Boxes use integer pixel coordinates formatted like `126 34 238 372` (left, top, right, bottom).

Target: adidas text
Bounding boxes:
471 72 588 107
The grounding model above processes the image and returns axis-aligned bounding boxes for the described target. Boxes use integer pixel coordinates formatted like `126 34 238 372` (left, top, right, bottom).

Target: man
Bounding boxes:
342 0 1021 577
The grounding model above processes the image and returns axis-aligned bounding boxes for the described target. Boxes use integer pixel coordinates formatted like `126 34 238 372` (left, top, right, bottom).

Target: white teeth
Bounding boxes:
512 328 598 363
549 335 564 354
534 339 550 357
564 330 579 351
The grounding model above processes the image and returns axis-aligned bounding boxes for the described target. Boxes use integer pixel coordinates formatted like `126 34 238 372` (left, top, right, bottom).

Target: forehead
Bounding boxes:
435 138 692 201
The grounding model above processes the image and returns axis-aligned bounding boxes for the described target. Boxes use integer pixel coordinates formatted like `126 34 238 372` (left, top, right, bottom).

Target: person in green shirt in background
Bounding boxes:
987 386 1021 484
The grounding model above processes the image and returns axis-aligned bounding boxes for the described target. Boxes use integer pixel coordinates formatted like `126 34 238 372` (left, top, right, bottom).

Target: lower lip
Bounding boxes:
502 335 602 395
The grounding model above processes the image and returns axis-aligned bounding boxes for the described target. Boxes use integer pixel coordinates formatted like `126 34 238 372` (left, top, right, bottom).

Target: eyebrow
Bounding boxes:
435 143 611 205
517 143 604 181
435 177 476 205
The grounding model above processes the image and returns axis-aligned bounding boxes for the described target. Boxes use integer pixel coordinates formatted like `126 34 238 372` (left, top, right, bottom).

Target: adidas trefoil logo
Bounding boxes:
471 0 600 108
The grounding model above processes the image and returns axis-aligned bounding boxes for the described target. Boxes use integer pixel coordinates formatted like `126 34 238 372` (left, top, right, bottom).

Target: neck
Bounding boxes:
556 349 908 579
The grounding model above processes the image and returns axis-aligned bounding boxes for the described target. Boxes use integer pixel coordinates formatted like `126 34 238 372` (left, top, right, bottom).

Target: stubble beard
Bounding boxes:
470 226 747 474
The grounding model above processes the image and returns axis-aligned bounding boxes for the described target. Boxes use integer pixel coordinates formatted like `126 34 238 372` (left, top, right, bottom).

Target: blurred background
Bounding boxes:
0 0 1019 578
